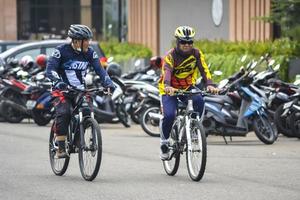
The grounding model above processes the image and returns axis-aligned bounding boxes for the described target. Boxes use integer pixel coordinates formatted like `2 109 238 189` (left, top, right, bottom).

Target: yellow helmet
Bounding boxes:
174 26 195 42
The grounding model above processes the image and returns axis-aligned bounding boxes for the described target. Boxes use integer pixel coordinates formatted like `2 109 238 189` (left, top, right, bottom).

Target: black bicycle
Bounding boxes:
163 89 207 181
49 87 107 181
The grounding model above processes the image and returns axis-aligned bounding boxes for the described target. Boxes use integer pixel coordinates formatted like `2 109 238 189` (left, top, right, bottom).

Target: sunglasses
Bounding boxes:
179 40 193 45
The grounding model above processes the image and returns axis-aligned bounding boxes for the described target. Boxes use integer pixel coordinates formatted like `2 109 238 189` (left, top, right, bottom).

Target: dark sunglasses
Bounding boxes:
179 40 193 45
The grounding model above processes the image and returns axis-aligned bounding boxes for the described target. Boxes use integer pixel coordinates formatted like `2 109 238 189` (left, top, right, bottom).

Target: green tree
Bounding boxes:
262 0 300 41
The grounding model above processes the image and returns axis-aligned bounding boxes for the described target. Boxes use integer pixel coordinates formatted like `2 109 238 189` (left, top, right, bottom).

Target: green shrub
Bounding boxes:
194 38 299 82
100 40 152 63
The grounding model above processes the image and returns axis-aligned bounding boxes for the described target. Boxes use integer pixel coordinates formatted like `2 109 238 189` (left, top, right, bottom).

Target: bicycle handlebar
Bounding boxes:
173 89 208 96
58 86 109 95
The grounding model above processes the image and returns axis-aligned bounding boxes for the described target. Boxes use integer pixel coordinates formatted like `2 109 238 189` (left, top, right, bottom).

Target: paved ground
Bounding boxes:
0 121 299 200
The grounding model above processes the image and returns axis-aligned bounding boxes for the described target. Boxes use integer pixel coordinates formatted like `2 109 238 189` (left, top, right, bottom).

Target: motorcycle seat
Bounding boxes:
204 95 233 105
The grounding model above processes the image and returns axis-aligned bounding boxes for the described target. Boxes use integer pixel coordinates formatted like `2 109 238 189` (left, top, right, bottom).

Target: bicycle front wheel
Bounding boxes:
163 120 180 176
78 117 102 181
186 120 207 181
49 123 70 176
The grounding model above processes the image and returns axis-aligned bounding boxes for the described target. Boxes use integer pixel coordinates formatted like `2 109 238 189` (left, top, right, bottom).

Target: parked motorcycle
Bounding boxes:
203 61 277 144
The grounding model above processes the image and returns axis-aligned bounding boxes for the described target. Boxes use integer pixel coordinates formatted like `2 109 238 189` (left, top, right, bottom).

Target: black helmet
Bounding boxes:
68 24 93 40
107 62 122 77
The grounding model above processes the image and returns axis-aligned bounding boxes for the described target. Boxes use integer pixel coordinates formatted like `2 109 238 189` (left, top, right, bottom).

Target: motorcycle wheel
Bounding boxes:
32 108 52 126
274 104 294 137
116 104 131 128
253 115 276 144
130 112 140 124
0 101 24 123
290 110 300 139
140 106 160 137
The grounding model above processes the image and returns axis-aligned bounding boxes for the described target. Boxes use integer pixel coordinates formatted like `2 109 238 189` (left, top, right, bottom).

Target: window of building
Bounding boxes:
17 0 127 42
17 0 80 40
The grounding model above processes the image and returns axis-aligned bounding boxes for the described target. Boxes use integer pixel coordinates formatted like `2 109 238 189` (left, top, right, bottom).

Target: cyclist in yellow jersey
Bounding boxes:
158 26 218 160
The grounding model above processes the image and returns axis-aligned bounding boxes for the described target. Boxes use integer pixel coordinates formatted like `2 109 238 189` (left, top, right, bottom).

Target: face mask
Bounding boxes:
72 41 82 52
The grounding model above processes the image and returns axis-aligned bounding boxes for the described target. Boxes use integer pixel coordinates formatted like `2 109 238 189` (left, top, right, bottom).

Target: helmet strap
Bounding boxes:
80 40 84 52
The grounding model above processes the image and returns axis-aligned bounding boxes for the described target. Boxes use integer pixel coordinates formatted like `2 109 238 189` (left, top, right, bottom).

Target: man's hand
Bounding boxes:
164 86 177 96
207 85 219 94
54 81 68 90
106 85 116 95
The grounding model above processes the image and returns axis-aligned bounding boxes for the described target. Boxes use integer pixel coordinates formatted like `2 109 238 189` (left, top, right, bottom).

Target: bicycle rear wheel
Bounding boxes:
78 117 102 181
186 120 207 181
49 123 70 176
163 120 180 176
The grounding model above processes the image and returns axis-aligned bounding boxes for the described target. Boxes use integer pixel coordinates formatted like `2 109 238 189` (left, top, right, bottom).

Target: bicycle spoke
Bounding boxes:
78 118 102 181
186 122 207 181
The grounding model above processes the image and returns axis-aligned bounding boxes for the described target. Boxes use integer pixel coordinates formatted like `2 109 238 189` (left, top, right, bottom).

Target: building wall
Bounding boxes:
81 0 92 28
127 0 159 55
0 0 17 40
159 0 229 55
127 0 271 56
229 0 271 41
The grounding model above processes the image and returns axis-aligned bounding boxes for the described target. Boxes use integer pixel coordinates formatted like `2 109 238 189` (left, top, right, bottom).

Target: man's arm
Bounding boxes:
197 50 219 93
160 53 177 95
46 48 62 83
90 51 114 88
197 50 213 86
162 54 173 87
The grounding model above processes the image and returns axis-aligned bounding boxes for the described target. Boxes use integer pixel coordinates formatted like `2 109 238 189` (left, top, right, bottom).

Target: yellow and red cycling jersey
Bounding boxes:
158 48 212 95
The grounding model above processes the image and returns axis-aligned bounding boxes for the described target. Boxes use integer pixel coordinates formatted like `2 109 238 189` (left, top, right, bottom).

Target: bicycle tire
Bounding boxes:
49 123 70 176
78 117 102 181
163 120 180 176
186 120 207 181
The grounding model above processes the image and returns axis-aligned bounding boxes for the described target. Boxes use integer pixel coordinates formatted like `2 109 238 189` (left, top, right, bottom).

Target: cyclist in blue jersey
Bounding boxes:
46 24 115 158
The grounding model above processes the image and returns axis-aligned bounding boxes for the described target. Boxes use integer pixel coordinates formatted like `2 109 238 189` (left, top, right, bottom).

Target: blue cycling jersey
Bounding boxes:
46 43 113 88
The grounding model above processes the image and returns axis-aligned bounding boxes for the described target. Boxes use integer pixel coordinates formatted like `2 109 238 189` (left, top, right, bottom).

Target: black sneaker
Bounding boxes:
160 144 170 160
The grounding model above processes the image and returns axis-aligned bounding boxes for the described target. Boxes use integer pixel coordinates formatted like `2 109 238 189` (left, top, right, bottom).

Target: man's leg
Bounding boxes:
160 95 177 159
55 100 71 158
192 94 205 118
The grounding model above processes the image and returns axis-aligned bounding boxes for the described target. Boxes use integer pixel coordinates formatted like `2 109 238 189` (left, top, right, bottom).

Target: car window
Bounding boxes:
15 48 41 60
6 44 20 50
45 47 56 56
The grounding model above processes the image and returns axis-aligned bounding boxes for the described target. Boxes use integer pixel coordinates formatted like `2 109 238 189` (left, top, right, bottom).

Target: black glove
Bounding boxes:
54 81 68 90
106 85 116 94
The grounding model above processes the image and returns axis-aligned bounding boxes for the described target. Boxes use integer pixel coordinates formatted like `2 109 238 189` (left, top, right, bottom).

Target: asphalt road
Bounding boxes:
0 121 299 200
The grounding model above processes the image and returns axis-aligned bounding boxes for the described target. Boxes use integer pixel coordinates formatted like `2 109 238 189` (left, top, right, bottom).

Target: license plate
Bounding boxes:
283 101 293 109
26 100 36 109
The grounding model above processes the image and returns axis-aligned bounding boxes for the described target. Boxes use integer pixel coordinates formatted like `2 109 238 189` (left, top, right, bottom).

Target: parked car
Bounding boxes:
0 40 28 53
0 39 106 63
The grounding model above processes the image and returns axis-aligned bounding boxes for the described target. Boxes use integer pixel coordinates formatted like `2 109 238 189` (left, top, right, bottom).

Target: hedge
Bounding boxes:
194 38 299 82
100 38 299 82
100 40 152 63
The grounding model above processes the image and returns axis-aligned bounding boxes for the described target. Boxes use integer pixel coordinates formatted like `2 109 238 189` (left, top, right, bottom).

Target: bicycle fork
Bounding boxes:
185 114 202 153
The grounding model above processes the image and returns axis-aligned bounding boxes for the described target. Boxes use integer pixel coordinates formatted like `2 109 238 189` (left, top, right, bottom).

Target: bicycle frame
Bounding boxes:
163 89 207 181
170 91 204 159
53 87 105 154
